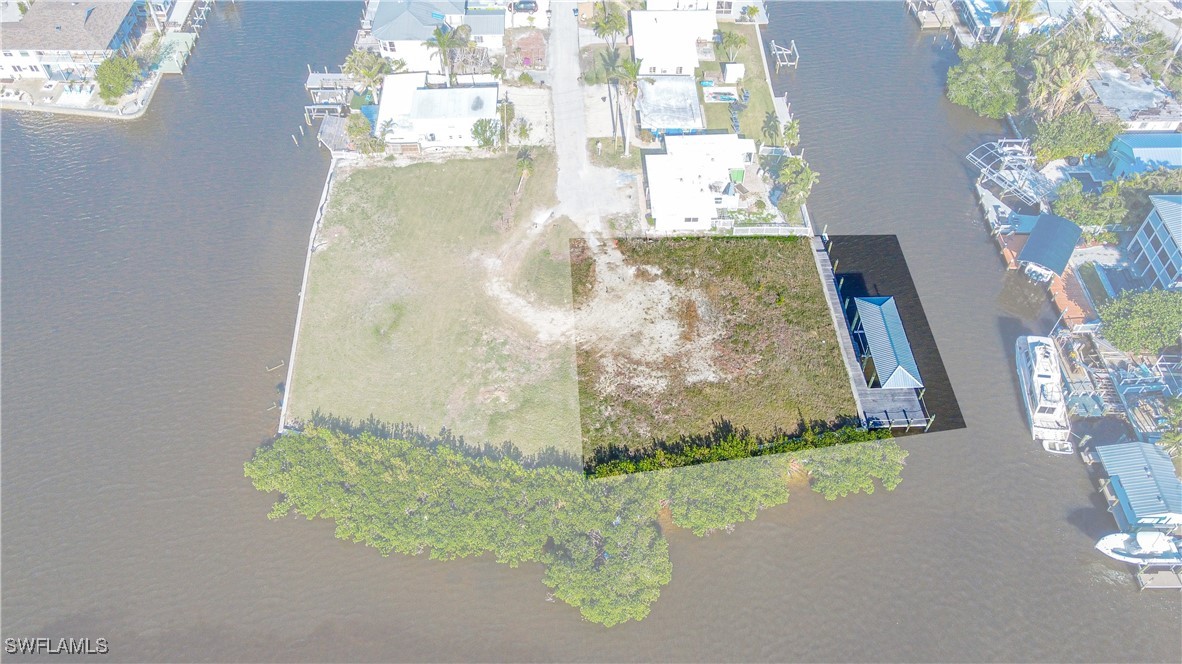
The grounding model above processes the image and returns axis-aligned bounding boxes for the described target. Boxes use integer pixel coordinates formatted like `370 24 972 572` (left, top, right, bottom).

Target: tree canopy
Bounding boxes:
945 43 1018 119
1051 178 1126 230
1098 289 1182 355
1031 112 1121 164
96 55 140 104
245 426 908 625
591 3 627 50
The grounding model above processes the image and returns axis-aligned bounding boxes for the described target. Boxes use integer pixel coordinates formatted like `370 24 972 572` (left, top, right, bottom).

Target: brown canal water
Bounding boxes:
3 2 1178 660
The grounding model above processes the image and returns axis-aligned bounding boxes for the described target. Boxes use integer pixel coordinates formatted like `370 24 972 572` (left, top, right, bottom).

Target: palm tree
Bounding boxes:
343 49 404 100
741 5 760 23
761 112 782 146
782 119 800 149
616 57 647 157
599 47 624 146
1028 15 1099 119
424 24 462 86
516 147 535 175
991 0 1041 45
592 3 627 50
721 30 747 61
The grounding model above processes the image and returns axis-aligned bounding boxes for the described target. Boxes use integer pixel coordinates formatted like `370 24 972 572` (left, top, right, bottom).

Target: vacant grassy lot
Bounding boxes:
587 137 642 171
575 237 855 455
288 152 582 457
701 23 775 141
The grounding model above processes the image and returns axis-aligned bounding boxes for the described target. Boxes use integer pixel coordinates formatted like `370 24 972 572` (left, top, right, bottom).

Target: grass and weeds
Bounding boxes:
573 236 857 470
288 151 580 456
700 23 774 140
587 136 642 171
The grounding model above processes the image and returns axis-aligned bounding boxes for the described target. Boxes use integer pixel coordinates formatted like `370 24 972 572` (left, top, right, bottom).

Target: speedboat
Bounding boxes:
1015 336 1072 454
1096 531 1182 566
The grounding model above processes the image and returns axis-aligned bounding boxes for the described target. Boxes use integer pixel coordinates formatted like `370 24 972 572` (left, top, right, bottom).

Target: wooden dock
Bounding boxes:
811 235 933 430
1136 566 1182 590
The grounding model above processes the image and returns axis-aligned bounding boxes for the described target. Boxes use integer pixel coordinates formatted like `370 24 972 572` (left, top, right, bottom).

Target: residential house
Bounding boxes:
1015 213 1081 281
1093 441 1182 532
1086 63 1182 133
1108 133 1182 179
953 0 1006 43
645 0 766 23
367 0 503 75
643 133 756 233
629 10 717 77
0 0 144 80
374 72 499 149
636 75 705 135
1127 195 1182 291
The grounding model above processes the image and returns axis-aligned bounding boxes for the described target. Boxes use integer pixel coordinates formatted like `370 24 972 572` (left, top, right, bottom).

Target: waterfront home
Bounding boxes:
373 72 498 150
1108 133 1182 179
1085 63 1182 133
0 0 144 81
850 297 924 390
636 75 705 135
952 0 1006 43
643 133 756 233
629 10 717 77
1015 213 1081 281
1110 357 1182 445
646 0 766 22
364 0 504 75
1126 195 1182 291
1092 441 1182 532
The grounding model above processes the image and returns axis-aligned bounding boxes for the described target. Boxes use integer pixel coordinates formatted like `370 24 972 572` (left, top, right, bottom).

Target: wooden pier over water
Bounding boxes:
811 235 933 431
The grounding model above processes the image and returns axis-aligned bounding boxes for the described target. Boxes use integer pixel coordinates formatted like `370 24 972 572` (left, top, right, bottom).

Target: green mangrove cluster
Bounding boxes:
245 426 907 626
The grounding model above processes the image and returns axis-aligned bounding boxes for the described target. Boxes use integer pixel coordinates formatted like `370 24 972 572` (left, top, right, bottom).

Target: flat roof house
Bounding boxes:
0 0 143 81
1108 133 1182 179
1094 441 1182 532
643 133 756 234
636 75 705 134
1127 195 1182 291
374 72 498 149
1087 63 1182 133
630 10 717 77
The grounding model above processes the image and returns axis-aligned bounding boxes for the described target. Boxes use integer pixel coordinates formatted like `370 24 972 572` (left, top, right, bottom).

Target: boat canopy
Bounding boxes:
854 296 923 390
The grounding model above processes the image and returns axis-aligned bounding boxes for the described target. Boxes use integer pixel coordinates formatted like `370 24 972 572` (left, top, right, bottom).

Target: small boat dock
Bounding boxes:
811 235 934 431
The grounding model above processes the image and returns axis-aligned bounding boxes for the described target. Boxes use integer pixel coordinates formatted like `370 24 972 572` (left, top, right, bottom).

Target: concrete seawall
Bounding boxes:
277 155 345 434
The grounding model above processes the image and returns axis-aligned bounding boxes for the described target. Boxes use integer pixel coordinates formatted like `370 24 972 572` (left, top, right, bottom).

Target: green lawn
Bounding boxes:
700 23 776 141
288 152 581 457
574 237 856 455
587 137 642 171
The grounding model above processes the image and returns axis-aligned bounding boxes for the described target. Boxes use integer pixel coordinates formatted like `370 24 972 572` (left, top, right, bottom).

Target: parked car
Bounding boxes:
512 1 538 13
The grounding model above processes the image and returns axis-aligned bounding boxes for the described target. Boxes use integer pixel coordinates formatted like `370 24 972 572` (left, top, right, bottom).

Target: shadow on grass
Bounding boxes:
288 411 583 470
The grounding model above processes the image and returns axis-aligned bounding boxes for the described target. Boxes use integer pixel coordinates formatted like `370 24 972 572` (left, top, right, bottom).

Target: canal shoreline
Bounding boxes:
0 69 165 121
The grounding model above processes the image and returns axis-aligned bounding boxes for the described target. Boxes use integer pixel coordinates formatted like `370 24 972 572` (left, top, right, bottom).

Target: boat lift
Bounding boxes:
966 139 1054 207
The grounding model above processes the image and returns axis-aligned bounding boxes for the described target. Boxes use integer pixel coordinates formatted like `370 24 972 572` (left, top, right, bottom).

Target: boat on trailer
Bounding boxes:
1015 335 1072 454
1096 531 1182 566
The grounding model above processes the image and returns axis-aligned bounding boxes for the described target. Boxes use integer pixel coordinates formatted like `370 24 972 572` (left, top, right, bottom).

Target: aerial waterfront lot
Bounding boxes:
287 152 584 457
574 236 856 456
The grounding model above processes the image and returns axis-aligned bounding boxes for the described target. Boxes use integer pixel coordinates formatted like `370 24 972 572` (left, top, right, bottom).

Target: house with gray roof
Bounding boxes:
0 0 143 81
367 0 503 75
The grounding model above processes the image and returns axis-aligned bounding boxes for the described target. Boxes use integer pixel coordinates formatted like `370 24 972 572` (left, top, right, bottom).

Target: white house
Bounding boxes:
374 72 499 149
0 0 144 81
368 0 504 74
643 133 756 233
647 0 765 22
630 10 717 77
1127 195 1182 291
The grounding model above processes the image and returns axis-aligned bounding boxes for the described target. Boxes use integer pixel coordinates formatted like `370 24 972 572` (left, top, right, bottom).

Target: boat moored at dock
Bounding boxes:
1015 335 1072 454
1095 532 1182 566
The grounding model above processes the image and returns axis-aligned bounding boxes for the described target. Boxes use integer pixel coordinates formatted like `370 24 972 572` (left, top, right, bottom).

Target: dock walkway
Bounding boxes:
811 235 932 429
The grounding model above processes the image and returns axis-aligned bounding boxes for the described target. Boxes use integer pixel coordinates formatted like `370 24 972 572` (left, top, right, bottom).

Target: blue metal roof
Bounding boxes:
1095 442 1182 528
1110 133 1182 175
371 0 466 42
1017 213 1080 275
854 296 923 390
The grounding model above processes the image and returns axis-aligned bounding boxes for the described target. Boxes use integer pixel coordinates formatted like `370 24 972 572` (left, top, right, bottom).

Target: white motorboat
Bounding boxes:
1096 531 1182 566
1015 335 1072 454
